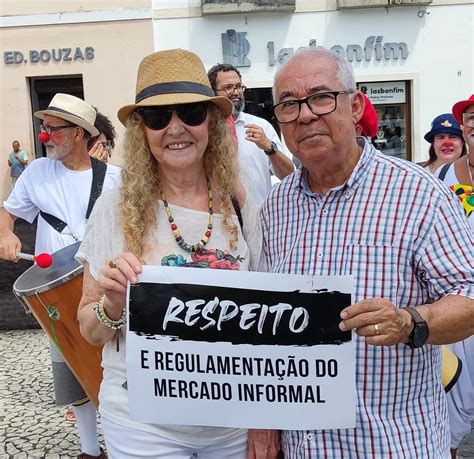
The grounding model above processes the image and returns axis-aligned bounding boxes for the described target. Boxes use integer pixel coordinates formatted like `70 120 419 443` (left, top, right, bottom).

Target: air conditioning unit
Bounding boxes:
202 0 295 15
388 0 432 5
337 0 432 9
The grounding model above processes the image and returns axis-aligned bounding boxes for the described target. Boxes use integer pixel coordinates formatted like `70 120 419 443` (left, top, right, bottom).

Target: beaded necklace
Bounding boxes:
160 179 213 253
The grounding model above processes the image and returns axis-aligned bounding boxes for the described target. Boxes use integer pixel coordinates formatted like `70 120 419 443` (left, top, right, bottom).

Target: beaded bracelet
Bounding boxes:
93 295 126 330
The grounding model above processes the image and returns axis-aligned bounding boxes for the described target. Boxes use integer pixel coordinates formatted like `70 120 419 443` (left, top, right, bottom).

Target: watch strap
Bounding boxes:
404 306 425 324
264 141 277 156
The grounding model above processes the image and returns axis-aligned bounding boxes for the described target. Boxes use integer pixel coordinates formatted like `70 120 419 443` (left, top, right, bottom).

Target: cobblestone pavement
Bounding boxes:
0 329 473 458
0 330 104 459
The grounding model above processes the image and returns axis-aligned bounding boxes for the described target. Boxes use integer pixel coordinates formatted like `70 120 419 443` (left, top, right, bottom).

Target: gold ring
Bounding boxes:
374 323 380 335
108 258 118 269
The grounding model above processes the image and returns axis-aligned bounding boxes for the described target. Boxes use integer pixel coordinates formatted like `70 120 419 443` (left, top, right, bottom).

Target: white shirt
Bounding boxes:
3 157 121 255
434 162 474 231
234 112 291 206
434 161 474 448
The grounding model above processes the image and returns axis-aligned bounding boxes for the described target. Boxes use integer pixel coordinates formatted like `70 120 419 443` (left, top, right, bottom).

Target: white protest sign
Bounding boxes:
126 266 355 430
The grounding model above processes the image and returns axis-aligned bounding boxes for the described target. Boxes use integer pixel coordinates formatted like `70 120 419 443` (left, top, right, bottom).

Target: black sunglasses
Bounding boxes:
138 102 209 131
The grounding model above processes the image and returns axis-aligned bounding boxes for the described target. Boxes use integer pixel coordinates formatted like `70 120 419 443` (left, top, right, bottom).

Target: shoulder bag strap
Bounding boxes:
437 163 452 182
230 195 243 231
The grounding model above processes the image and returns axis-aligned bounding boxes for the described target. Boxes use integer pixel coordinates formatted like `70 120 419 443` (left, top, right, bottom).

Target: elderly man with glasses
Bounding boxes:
208 63 294 205
261 47 474 457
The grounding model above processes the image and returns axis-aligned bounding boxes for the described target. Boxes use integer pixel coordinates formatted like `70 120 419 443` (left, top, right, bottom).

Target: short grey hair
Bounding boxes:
273 47 356 103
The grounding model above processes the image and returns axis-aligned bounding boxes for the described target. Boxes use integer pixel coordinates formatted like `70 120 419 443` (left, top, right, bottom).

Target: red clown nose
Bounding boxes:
441 140 454 148
38 131 50 143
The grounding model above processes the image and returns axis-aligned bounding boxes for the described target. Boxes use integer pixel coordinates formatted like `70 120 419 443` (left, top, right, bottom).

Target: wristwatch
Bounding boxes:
404 307 429 348
264 141 277 156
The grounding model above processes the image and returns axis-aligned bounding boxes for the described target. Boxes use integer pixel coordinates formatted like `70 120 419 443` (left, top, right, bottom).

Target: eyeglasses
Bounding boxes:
138 102 209 131
215 84 247 96
273 90 354 124
462 112 474 128
40 124 76 135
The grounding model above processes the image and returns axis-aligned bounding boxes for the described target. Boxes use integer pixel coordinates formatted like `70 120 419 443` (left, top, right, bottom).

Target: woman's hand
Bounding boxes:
89 140 108 162
97 252 142 318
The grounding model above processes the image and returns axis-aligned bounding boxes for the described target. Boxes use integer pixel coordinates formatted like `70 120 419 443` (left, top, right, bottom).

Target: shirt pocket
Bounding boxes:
344 243 397 302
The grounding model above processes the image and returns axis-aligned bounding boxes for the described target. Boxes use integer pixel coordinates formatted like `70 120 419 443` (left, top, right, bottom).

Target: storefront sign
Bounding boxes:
222 29 409 67
127 266 356 430
358 81 407 104
3 47 94 65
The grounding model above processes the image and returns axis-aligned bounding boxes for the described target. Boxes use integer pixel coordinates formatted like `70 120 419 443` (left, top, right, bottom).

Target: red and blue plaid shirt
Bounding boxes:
261 141 474 458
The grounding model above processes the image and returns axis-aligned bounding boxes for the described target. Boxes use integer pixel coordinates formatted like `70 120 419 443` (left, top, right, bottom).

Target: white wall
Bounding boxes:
152 3 473 161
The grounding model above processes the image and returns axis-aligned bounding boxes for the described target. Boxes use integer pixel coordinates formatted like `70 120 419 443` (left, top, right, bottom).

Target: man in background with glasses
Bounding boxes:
208 63 294 205
0 93 121 458
261 47 474 457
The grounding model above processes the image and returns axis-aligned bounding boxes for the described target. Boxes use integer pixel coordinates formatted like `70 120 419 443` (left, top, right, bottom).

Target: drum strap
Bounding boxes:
39 158 108 234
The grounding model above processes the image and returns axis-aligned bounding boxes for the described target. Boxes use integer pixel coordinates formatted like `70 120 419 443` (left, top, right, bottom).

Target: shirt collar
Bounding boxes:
234 111 246 124
297 138 376 198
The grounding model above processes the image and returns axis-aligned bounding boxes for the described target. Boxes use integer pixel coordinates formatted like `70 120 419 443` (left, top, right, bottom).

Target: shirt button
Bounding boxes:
306 433 314 440
322 208 328 215
317 252 323 258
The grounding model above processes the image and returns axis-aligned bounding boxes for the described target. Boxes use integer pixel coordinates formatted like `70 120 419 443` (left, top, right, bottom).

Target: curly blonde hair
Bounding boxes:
119 105 239 259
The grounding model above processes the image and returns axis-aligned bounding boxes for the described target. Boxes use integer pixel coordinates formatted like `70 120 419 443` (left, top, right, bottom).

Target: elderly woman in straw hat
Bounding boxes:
76 50 278 458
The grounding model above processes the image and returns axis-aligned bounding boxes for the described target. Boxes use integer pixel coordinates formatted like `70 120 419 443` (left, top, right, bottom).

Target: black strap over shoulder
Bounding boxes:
437 163 452 182
39 211 68 233
86 157 107 219
40 158 108 233
231 195 243 230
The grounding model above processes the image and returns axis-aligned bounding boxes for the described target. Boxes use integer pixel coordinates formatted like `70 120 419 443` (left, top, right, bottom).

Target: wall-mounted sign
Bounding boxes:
4 47 94 65
358 81 407 104
222 30 250 67
222 30 409 67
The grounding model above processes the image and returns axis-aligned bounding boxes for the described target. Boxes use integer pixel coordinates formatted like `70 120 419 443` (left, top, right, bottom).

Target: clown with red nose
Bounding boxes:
421 113 466 173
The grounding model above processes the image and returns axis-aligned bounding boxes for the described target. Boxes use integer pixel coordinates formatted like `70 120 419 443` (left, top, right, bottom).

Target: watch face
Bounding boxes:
413 323 429 348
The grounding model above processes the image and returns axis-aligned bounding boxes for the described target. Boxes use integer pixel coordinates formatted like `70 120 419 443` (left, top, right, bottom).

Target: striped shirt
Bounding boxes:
261 140 474 458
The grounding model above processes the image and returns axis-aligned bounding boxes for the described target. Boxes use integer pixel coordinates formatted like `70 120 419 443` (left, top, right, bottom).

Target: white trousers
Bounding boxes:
102 417 248 459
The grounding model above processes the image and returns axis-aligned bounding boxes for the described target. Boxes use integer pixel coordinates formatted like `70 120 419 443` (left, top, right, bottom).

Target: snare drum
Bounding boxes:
13 242 102 407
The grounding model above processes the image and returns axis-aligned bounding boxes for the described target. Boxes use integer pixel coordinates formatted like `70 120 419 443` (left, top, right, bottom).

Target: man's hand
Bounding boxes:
244 123 273 152
0 229 22 261
247 429 280 459
339 298 412 346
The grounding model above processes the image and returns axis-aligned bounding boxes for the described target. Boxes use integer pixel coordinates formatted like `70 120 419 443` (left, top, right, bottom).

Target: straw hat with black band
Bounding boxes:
117 49 232 126
35 93 99 137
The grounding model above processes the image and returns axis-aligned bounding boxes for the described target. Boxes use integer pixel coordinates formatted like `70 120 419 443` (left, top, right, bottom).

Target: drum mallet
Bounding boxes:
16 252 53 268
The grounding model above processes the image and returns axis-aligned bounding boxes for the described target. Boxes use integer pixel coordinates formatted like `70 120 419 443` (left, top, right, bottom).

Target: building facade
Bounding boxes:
1 0 154 200
1 0 473 200
152 0 473 164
